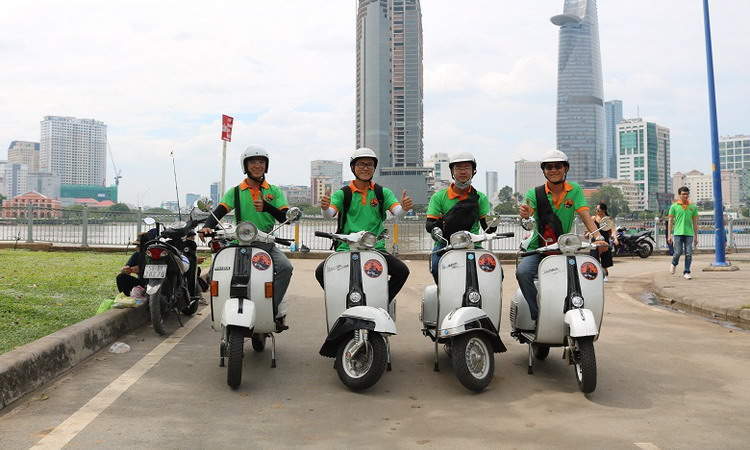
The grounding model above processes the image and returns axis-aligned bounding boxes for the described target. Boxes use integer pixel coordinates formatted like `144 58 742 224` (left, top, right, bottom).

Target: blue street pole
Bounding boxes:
702 0 728 266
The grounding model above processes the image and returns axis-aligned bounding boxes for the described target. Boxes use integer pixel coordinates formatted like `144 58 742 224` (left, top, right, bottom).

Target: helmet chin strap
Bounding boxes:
454 178 472 190
247 173 265 184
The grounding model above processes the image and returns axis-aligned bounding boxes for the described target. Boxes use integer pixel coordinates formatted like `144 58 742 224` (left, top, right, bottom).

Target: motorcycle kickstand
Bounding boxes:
527 344 534 375
172 307 184 327
433 339 440 372
269 333 277 368
386 336 392 372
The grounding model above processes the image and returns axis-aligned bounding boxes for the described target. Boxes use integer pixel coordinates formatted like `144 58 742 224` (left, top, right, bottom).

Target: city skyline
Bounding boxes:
0 2 748 205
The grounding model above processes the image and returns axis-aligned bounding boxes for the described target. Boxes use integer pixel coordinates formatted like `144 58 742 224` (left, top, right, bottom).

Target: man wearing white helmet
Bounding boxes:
316 147 414 302
516 149 608 322
199 145 294 331
425 152 494 282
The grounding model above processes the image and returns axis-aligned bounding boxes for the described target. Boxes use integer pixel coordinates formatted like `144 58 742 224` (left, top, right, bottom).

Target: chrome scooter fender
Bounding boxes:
438 306 505 351
146 280 163 296
319 306 396 357
564 308 598 337
221 298 257 331
342 305 397 335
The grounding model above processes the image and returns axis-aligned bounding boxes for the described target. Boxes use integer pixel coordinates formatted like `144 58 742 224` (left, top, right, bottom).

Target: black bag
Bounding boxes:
534 185 563 244
442 190 480 238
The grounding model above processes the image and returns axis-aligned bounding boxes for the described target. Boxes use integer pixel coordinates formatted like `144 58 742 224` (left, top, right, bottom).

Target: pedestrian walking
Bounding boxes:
590 203 617 281
667 187 699 279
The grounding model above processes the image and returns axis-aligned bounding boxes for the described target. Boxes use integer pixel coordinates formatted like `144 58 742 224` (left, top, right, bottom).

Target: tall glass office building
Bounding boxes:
605 100 623 179
356 0 429 203
552 0 606 182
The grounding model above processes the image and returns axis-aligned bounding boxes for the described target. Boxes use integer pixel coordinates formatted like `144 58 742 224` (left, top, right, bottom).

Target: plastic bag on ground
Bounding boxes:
109 342 131 353
96 297 115 314
113 295 137 308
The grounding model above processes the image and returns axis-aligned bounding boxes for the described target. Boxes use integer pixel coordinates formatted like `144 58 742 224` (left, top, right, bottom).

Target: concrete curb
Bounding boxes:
649 280 749 328
0 304 148 410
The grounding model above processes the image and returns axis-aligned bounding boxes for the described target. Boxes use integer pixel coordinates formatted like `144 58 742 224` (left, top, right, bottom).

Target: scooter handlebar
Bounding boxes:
274 237 293 246
314 231 334 239
495 232 515 238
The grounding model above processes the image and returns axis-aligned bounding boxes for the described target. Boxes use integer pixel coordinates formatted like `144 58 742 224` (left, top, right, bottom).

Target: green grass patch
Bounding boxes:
0 249 131 354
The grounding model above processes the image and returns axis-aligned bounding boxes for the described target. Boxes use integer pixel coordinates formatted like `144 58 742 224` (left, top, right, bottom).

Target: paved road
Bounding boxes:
1 257 748 449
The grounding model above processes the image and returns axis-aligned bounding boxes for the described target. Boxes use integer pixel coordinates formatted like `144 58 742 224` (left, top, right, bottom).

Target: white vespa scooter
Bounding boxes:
314 230 396 391
509 217 612 394
421 225 515 392
200 200 302 389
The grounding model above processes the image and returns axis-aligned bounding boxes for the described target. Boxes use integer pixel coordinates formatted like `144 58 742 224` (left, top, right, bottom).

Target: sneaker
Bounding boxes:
603 276 609 282
683 273 692 280
670 265 676 275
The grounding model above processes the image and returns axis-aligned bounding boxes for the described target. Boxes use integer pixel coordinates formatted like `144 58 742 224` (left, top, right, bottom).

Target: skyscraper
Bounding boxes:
8 141 40 172
356 0 429 203
552 0 606 182
605 100 623 178
616 118 671 211
210 182 220 205
310 160 343 205
486 171 498 203
719 135 750 206
4 163 29 198
514 159 546 196
40 116 107 186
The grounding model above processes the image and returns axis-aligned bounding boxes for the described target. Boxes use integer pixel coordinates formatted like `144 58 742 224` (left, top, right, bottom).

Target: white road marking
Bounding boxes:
634 443 661 450
31 312 208 450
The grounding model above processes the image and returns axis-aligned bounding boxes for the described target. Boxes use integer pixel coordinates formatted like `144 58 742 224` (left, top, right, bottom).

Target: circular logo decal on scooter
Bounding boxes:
363 259 384 278
580 262 598 280
251 252 272 271
478 254 496 272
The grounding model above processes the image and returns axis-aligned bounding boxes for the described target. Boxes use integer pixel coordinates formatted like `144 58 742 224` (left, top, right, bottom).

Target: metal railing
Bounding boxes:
2 205 749 253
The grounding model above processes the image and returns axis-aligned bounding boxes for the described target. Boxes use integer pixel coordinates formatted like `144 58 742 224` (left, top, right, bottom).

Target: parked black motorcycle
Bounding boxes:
613 226 654 258
142 211 205 335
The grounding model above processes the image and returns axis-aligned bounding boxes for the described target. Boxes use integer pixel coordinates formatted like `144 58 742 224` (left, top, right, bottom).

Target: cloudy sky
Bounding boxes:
1 1 748 206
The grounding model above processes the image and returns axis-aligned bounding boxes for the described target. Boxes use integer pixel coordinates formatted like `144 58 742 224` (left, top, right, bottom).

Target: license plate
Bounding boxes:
144 264 167 279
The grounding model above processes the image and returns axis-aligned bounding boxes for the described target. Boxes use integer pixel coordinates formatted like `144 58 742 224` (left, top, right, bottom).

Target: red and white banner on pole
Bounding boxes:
221 115 234 142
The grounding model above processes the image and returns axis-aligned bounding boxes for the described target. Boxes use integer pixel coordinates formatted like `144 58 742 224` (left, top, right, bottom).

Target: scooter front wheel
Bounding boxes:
452 331 494 392
335 331 387 391
572 336 597 394
227 327 244 389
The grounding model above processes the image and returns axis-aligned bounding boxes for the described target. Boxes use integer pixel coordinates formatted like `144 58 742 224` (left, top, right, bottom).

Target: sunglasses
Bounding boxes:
543 163 566 170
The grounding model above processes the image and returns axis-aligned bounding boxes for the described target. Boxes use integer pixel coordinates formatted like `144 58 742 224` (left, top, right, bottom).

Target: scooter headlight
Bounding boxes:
236 222 258 244
468 291 481 304
349 291 362 304
557 234 582 254
359 232 377 249
571 295 584 308
449 231 472 249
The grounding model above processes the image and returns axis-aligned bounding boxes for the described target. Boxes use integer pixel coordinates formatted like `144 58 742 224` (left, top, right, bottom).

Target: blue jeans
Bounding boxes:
671 235 694 274
430 243 446 283
515 253 543 321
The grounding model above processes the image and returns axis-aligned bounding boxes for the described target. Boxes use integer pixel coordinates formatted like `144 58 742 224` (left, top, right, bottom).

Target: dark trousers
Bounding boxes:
116 273 145 297
315 251 409 301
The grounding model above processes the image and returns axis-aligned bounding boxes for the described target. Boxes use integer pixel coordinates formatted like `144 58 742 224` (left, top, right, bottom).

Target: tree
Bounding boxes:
589 185 630 217
108 203 131 213
493 185 517 215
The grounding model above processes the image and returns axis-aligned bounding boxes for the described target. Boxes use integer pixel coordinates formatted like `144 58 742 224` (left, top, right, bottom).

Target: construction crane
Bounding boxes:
107 141 123 186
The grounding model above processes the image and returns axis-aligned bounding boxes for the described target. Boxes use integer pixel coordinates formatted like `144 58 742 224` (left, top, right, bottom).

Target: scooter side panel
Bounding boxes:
473 250 502 330
536 256 568 344
359 251 389 312
575 255 604 333
249 247 275 333
323 252 352 332
422 284 438 326
210 247 237 331
437 251 467 327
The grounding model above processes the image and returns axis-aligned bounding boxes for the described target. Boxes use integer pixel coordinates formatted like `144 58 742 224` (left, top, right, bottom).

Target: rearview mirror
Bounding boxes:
286 207 302 223
520 217 536 231
485 215 502 229
195 198 212 212
143 217 156 226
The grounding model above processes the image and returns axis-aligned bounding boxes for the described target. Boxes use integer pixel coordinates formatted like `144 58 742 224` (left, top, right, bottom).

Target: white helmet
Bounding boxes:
350 147 378 169
540 150 569 167
448 152 477 171
240 145 269 174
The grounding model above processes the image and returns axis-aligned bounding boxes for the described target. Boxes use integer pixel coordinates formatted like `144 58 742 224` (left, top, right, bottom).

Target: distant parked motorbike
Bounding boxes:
199 200 301 389
142 210 205 335
613 226 654 258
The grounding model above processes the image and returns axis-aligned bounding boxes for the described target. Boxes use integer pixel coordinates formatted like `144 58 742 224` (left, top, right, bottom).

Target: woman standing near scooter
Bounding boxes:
590 203 618 281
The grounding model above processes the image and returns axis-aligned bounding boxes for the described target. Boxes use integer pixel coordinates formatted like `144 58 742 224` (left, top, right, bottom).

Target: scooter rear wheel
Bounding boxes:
452 331 494 392
573 336 597 394
637 241 653 258
227 327 244 389
149 293 166 336
251 335 266 352
335 331 387 391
